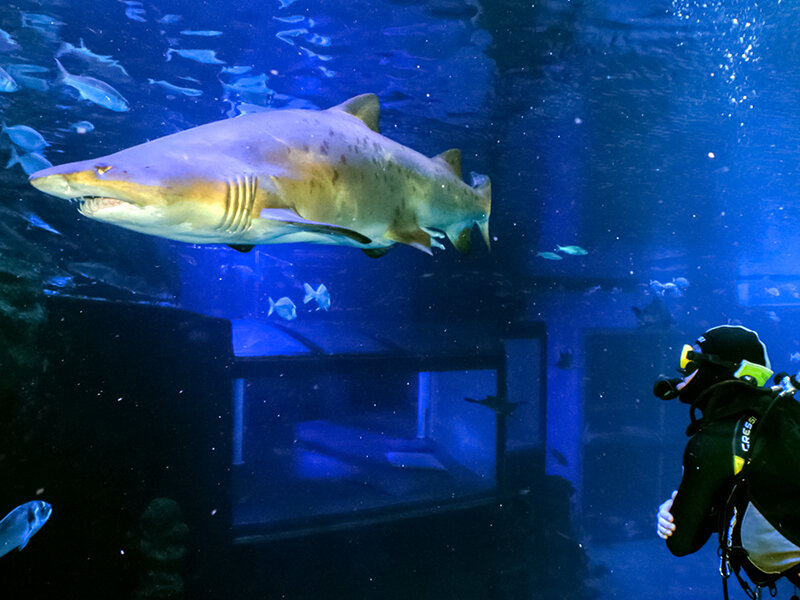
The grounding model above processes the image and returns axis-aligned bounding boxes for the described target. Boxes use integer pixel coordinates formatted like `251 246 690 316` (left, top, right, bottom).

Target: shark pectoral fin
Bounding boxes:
362 246 392 259
330 94 380 133
259 208 371 245
227 244 255 253
433 149 462 179
386 227 432 255
446 226 473 255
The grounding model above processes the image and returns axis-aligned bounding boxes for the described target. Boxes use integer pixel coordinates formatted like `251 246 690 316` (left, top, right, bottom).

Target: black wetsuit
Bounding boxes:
667 409 738 557
667 380 800 580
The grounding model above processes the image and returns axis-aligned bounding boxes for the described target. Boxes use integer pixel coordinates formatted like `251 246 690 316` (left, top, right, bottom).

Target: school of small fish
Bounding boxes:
0 0 335 178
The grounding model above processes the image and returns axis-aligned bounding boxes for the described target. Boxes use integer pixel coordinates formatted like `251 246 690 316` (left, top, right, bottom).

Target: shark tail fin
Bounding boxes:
471 171 491 251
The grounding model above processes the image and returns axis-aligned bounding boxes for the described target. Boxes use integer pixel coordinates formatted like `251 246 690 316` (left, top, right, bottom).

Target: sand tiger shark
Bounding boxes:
29 94 491 257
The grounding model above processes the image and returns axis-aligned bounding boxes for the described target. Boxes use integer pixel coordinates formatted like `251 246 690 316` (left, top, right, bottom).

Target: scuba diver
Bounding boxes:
654 324 800 599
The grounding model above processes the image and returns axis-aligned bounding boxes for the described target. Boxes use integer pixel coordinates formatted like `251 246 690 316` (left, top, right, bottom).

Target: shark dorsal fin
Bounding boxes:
434 148 462 179
331 94 380 133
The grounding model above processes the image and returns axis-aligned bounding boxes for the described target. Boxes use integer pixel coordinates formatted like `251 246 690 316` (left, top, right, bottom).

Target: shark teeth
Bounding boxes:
78 196 128 215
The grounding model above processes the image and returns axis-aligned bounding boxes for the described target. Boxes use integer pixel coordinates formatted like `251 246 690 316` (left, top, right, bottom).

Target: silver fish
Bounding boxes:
148 78 202 97
180 30 223 37
276 28 308 46
269 296 297 320
5 64 50 92
303 283 330 311
157 14 182 24
70 120 95 134
224 73 271 95
0 501 52 558
55 58 130 112
165 48 225 64
221 65 253 75
556 245 587 255
537 251 562 260
28 94 491 256
56 39 129 78
21 12 64 40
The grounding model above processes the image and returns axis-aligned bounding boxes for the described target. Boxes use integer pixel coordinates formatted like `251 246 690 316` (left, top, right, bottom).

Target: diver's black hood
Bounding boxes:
678 324 771 407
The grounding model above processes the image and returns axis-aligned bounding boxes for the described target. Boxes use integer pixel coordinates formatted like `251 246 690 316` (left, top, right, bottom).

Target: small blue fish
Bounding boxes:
537 251 562 260
767 311 780 323
672 276 690 290
123 1 147 22
165 48 225 64
55 59 130 112
273 15 305 24
5 64 49 92
46 275 73 288
23 212 61 235
2 122 49 152
0 501 52 558
584 285 601 296
221 65 252 75
157 14 182 24
303 283 330 311
765 287 780 297
557 245 588 255
790 352 800 363
7 147 53 176
148 78 202 97
276 28 309 46
180 30 223 37
20 12 64 39
70 120 95 134
268 296 297 321
0 66 19 92
224 73 270 95
650 279 682 297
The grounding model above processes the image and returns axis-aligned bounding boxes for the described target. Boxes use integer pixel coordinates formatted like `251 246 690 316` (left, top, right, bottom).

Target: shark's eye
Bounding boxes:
95 165 113 175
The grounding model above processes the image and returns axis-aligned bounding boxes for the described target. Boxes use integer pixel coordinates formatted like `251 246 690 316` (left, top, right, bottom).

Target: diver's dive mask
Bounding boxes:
654 342 774 401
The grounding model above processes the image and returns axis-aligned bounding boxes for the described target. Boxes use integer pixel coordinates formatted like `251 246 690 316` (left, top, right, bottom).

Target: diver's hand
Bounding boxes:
657 490 678 539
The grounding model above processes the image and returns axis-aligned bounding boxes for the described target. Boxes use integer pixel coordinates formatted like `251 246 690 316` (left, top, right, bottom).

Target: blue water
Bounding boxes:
1 0 800 598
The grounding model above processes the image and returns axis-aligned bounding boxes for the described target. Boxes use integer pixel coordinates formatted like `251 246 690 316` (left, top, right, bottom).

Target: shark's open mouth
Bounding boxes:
78 196 131 215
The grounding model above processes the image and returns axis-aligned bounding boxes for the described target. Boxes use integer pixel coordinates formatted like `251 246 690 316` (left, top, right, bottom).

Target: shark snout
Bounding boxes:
28 171 73 198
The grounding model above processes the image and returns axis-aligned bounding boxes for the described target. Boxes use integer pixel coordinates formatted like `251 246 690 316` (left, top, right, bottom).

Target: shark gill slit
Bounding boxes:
219 175 256 234
229 177 246 233
219 177 240 232
231 175 256 234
